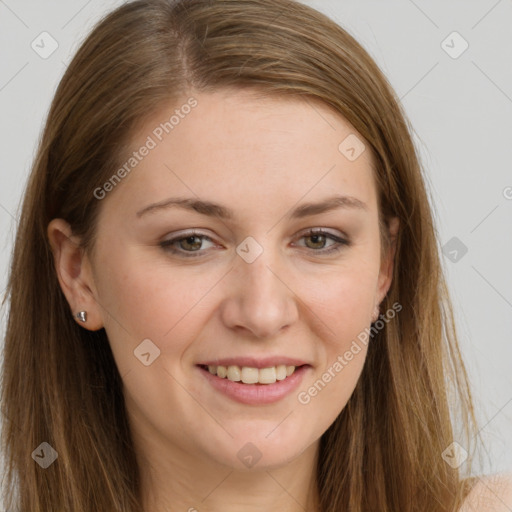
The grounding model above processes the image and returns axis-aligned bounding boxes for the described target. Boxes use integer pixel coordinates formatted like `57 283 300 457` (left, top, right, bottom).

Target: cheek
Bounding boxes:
296 274 372 423
303 266 378 345
96 255 234 375
292 264 376 411
93 261 185 367
301 343 368 432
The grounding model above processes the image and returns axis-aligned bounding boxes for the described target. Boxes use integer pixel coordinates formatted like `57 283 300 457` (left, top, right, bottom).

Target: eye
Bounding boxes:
293 229 350 255
159 229 350 258
160 232 216 257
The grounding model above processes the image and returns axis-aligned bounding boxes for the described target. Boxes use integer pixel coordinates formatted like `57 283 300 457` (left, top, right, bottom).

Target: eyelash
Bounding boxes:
159 229 350 258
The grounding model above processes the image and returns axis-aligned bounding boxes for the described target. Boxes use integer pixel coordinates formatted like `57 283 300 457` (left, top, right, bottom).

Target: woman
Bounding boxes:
1 0 510 510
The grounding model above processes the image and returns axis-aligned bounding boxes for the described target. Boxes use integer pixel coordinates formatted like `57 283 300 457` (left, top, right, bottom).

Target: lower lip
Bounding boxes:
197 365 310 405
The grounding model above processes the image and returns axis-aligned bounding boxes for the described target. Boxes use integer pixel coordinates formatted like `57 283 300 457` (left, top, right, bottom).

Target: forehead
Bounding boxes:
100 89 378 221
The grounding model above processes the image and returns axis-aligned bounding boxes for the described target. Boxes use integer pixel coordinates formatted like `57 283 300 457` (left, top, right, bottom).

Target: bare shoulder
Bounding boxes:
459 473 512 511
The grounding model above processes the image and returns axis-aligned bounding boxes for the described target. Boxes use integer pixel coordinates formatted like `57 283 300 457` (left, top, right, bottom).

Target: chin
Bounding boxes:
205 425 316 471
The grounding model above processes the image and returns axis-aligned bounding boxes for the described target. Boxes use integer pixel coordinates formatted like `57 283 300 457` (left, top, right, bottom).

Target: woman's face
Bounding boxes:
74 89 397 471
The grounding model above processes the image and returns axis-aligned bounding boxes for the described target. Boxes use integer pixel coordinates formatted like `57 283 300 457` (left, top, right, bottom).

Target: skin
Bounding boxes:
48 89 400 512
460 474 512 512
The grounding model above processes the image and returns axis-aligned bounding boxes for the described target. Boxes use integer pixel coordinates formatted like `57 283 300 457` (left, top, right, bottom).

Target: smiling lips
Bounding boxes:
201 364 298 384
197 356 310 385
198 362 311 405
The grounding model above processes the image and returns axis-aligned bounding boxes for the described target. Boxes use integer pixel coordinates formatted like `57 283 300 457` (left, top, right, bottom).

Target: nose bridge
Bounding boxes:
222 235 298 338
240 245 281 298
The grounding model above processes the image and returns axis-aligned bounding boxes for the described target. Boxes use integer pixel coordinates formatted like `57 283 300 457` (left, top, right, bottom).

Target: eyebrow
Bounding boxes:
136 194 368 220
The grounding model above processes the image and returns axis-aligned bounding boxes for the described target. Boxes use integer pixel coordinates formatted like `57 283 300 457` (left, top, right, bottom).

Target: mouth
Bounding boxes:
196 362 311 405
197 363 308 385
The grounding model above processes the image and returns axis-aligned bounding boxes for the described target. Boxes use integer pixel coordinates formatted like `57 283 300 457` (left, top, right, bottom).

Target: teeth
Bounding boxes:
276 365 287 381
205 364 299 384
227 365 241 381
241 367 259 384
259 367 277 384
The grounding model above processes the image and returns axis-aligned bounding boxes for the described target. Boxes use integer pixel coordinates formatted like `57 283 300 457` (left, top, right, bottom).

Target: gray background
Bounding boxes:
0 0 511 480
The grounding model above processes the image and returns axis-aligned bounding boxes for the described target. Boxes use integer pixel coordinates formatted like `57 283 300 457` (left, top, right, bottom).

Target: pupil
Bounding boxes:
309 234 324 248
184 236 200 250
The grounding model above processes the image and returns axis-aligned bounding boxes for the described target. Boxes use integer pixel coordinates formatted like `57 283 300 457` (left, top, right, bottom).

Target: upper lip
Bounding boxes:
197 356 311 369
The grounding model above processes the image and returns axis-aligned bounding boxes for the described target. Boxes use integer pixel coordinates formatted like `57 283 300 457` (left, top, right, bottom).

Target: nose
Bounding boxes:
219 246 299 339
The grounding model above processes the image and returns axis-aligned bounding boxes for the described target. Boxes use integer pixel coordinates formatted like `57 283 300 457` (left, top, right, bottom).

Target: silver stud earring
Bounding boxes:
76 311 87 323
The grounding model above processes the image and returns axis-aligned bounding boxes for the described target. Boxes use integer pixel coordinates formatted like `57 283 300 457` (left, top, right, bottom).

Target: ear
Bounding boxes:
375 216 399 308
47 218 104 331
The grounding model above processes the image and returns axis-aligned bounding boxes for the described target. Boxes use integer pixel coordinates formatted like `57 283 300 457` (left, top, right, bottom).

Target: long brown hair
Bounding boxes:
1 0 480 510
